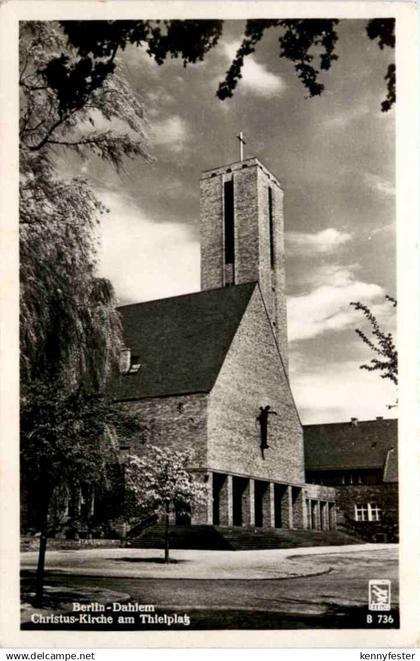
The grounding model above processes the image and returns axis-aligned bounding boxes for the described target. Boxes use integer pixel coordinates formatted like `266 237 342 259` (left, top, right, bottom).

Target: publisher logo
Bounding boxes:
369 579 391 611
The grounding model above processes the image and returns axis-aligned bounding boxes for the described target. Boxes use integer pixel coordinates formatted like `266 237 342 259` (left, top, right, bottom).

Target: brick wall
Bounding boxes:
200 174 224 291
255 166 288 371
200 158 288 371
123 394 208 469
207 286 304 484
334 483 399 527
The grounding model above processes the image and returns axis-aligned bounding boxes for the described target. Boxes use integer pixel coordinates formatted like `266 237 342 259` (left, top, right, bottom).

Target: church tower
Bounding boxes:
200 157 288 371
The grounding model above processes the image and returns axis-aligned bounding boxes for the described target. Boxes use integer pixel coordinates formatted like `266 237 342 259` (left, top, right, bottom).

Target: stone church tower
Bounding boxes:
200 158 288 371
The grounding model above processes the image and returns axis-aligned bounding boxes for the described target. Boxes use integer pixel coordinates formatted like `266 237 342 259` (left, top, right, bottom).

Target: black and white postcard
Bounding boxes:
0 0 418 649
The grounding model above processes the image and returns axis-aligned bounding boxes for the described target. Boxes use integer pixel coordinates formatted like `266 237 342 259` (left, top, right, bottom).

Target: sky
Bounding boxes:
61 20 397 424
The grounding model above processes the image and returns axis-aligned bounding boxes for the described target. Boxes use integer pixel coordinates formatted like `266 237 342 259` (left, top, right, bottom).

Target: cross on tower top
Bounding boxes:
236 131 246 162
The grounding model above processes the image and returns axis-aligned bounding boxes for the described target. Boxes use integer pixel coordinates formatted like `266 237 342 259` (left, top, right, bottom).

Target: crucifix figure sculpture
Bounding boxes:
236 131 246 162
257 405 278 459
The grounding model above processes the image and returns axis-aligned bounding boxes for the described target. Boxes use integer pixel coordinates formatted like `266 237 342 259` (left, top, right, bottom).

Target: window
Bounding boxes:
127 354 141 374
119 348 141 374
354 503 382 522
355 504 368 521
268 187 275 268
224 180 235 266
369 503 382 521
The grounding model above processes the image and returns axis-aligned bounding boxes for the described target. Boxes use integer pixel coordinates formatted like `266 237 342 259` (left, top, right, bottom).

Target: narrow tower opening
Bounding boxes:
268 186 275 269
224 180 235 266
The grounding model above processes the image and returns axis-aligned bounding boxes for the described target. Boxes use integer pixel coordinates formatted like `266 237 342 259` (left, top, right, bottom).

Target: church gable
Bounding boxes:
114 282 256 401
207 285 304 485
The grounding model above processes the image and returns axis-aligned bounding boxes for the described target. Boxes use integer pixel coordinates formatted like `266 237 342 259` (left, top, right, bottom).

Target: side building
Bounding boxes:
303 418 398 542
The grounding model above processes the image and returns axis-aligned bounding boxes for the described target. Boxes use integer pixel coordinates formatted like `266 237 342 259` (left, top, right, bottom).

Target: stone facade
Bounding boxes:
123 394 208 469
109 158 339 535
208 286 303 484
200 158 288 371
334 483 398 532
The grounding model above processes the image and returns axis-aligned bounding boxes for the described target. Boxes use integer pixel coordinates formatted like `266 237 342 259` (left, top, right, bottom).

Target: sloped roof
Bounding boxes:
113 282 257 401
383 448 398 482
303 418 398 481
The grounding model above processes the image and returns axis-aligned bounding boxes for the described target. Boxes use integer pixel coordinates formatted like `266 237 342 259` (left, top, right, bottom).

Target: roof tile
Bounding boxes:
112 282 257 400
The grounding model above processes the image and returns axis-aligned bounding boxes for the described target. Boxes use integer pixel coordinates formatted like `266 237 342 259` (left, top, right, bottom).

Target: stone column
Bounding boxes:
303 498 310 529
269 482 275 528
206 472 214 524
292 488 305 529
329 502 337 530
261 482 272 528
288 486 294 529
315 500 322 530
280 485 293 529
191 472 213 525
219 474 233 527
322 502 329 530
242 478 255 527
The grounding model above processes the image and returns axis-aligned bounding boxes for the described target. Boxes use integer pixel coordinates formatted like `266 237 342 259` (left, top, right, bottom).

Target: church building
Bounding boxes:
115 156 337 533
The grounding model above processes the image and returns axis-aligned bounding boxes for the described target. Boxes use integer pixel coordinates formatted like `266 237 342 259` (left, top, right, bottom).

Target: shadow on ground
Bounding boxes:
114 557 184 564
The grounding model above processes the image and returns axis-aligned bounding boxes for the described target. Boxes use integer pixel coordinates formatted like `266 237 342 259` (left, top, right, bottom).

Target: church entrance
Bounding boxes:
212 472 233 526
254 480 270 527
232 476 248 526
274 484 287 528
309 500 318 529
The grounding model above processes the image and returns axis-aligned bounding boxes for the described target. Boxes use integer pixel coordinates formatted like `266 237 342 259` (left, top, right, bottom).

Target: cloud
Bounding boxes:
364 173 395 197
96 192 200 304
289 358 397 424
220 41 285 98
150 115 190 153
286 228 352 256
119 44 160 77
321 104 369 129
145 88 176 114
287 266 390 342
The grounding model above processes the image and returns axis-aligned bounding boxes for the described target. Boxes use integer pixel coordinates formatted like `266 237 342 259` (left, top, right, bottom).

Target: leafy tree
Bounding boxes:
21 380 141 605
125 447 207 563
350 296 397 386
217 18 395 112
19 22 148 604
48 18 395 116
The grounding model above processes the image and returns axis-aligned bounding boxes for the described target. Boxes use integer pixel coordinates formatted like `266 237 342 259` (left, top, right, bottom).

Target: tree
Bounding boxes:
350 296 397 386
125 447 207 563
48 19 395 117
217 18 395 112
19 22 148 604
20 21 150 391
21 380 141 605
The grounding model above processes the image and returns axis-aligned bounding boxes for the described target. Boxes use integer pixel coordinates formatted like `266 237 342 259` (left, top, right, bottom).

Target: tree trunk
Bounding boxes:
34 497 50 607
164 502 170 563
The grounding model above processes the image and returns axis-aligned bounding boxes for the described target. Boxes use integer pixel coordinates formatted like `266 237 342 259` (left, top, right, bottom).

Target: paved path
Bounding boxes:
21 545 399 628
21 543 397 580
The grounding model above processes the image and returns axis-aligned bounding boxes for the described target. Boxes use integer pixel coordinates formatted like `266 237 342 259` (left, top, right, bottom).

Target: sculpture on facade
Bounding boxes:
257 405 278 458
